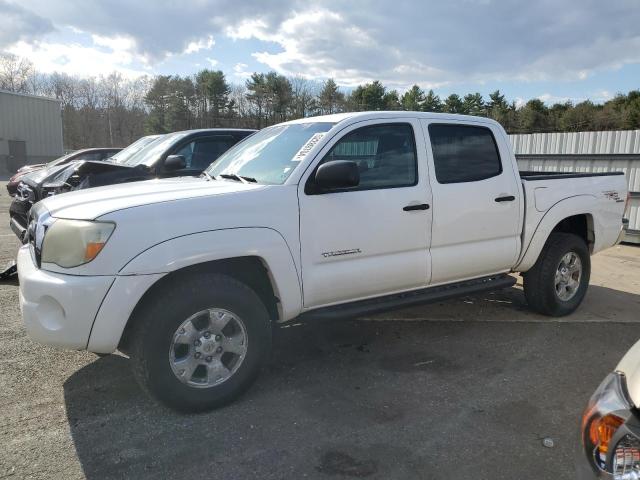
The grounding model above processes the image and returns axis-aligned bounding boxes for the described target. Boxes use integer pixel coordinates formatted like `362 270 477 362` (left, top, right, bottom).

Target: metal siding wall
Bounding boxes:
0 91 63 166
510 130 640 155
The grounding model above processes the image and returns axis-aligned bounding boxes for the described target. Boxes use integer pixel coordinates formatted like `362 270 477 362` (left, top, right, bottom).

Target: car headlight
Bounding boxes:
582 372 640 478
41 219 115 268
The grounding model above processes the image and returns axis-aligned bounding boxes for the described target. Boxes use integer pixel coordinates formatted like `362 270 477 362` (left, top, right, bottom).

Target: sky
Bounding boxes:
1 0 639 105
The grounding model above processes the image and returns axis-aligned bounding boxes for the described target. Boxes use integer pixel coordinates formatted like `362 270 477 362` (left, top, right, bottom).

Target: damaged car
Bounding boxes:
6 147 123 196
9 129 255 241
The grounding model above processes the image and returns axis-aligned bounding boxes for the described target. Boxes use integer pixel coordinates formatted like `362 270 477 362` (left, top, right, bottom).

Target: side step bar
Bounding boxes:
297 273 516 322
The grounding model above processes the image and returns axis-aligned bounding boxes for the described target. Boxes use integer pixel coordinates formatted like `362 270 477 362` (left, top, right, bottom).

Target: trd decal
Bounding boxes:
321 248 362 258
603 190 625 203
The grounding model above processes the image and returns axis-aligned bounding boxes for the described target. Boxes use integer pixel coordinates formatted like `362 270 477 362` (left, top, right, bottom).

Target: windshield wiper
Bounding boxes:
201 171 215 181
219 173 257 184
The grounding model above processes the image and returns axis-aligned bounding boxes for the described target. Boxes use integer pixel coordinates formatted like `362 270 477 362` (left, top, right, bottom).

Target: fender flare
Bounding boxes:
87 228 303 353
514 195 598 272
119 227 303 320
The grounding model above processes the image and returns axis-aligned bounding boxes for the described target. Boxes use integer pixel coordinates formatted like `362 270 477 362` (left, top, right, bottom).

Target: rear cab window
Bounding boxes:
428 124 502 184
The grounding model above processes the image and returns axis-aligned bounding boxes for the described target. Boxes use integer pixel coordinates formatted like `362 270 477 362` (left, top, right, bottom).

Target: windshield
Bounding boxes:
119 132 190 166
206 122 334 185
110 135 162 164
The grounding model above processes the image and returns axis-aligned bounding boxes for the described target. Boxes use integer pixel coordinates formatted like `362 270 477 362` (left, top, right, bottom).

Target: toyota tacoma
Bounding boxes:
17 112 629 412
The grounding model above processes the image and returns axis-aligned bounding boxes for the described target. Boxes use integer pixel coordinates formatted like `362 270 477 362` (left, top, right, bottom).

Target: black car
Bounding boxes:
9 129 256 241
6 147 123 196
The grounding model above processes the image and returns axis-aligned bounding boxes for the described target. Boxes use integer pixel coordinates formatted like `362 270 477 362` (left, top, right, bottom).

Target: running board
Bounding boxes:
297 274 516 321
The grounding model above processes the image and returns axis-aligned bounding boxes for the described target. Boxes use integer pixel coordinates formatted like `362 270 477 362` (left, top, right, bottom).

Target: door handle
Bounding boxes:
403 203 430 211
494 195 515 202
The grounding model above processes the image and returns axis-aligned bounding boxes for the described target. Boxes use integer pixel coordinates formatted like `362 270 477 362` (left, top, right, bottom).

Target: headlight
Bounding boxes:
41 219 115 268
582 372 640 478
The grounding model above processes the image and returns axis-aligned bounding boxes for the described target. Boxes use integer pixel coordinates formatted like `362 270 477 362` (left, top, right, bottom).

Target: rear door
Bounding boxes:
421 120 521 284
298 119 433 308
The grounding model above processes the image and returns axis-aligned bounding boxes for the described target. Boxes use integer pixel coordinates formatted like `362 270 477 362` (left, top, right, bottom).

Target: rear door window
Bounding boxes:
428 124 502 184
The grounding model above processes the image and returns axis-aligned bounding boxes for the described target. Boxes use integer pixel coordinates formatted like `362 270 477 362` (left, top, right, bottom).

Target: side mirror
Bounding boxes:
315 161 360 191
164 154 186 171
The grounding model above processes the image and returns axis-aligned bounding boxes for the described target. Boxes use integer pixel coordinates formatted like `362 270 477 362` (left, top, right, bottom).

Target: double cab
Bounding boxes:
17 112 628 411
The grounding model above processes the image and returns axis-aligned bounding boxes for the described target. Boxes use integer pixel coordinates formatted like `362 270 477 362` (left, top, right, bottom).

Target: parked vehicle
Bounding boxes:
9 129 254 241
16 112 628 412
580 341 640 479
6 147 123 196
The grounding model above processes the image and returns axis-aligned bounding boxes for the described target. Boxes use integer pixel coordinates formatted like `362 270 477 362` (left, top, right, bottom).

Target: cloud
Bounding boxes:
2 0 640 88
0 0 54 47
232 62 251 79
7 39 148 78
184 35 215 55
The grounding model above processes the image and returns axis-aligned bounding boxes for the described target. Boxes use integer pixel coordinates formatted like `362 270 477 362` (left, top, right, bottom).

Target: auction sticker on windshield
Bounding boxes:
292 133 325 161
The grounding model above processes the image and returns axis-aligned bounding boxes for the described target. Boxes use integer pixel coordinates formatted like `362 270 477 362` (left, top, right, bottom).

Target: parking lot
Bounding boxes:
0 181 639 480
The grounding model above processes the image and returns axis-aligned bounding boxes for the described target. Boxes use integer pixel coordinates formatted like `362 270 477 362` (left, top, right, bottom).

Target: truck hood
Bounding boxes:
39 177 265 220
616 339 640 406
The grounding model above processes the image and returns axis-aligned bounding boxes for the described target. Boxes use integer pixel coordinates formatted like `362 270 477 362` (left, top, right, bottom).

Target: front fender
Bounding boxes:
514 195 600 272
120 227 303 320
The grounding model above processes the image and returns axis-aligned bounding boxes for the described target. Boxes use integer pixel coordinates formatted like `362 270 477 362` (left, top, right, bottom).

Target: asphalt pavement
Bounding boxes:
1 181 639 479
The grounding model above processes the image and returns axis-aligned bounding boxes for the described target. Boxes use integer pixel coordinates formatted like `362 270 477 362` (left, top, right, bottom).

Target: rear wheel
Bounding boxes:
523 233 590 317
129 273 272 412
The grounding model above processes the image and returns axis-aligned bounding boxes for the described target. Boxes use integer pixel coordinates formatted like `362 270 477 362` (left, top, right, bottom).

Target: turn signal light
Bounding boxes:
84 242 106 262
589 414 625 456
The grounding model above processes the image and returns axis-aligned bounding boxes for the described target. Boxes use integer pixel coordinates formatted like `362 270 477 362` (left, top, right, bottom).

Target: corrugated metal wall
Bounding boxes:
510 130 640 155
0 90 63 173
509 130 640 243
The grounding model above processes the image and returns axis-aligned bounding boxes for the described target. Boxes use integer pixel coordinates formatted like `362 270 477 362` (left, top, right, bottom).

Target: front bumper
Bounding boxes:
17 245 115 350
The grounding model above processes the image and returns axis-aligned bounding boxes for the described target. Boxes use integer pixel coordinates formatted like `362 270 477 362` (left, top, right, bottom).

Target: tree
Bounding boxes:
520 98 549 132
290 76 318 118
349 80 387 110
401 84 425 111
0 53 35 93
318 78 344 114
195 70 229 127
487 90 508 111
383 89 401 110
245 73 269 128
443 94 465 113
265 71 293 124
422 90 442 112
463 92 485 116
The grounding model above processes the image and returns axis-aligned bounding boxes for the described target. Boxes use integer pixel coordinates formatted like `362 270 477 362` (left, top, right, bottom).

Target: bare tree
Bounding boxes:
0 53 35 93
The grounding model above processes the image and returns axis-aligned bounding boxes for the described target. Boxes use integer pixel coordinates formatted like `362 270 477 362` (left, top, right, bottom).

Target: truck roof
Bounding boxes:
285 111 502 128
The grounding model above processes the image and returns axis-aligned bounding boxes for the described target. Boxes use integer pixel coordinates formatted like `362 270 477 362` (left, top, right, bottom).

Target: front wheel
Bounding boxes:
129 273 272 412
523 233 591 317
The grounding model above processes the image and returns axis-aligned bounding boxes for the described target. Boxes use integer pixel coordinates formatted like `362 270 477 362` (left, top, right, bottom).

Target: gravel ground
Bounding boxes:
1 181 639 480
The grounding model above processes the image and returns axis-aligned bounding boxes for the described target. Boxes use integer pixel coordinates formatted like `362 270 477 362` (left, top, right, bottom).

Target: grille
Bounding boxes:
27 204 52 268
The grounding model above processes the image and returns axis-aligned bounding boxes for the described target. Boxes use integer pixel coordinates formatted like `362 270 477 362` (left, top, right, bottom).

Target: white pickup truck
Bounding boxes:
17 112 628 411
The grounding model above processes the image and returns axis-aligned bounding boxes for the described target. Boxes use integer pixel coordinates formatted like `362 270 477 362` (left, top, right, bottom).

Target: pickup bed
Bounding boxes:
16 111 628 411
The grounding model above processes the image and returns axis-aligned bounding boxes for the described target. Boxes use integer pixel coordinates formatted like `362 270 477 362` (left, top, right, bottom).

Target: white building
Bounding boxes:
0 90 63 174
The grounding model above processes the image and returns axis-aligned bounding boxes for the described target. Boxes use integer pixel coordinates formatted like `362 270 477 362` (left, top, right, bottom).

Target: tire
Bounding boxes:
129 273 272 412
523 232 591 317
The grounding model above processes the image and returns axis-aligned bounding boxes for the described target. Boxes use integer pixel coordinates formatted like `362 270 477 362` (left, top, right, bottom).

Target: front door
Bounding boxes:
421 120 521 285
299 119 432 308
